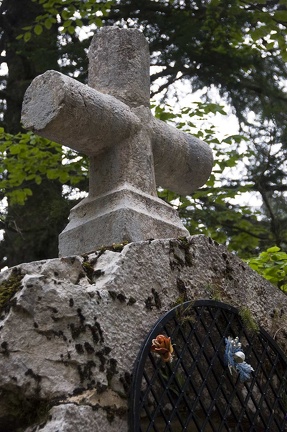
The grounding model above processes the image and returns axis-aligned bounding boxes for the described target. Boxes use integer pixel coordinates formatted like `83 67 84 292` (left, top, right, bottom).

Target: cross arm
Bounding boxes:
151 117 213 195
21 70 141 156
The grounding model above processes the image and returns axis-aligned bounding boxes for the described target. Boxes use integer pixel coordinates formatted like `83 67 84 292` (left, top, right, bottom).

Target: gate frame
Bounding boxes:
129 299 287 431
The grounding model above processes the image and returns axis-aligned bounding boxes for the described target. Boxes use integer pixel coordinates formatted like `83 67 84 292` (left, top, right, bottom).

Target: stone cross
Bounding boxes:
21 27 213 256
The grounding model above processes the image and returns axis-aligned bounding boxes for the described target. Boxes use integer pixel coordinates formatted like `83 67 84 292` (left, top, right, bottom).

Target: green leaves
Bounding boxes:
243 1 287 61
0 128 88 205
247 247 287 293
23 32 32 42
18 0 115 40
34 24 43 35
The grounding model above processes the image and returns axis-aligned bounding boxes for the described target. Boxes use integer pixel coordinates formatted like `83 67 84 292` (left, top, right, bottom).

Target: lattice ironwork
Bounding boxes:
130 300 287 431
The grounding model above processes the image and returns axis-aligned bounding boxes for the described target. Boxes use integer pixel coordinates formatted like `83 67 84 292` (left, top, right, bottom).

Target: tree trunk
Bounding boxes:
0 0 70 268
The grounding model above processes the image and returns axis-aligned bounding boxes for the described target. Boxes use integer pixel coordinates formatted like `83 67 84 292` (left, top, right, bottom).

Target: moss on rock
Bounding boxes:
0 268 23 315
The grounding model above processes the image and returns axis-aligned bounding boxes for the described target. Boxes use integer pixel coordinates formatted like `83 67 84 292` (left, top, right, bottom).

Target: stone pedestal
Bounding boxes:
59 186 189 256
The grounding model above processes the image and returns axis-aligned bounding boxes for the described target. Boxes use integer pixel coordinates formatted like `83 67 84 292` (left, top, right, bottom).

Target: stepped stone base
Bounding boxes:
59 186 189 256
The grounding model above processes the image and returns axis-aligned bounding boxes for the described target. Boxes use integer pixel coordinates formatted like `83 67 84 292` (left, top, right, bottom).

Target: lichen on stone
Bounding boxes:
239 306 259 333
82 260 95 281
0 267 23 315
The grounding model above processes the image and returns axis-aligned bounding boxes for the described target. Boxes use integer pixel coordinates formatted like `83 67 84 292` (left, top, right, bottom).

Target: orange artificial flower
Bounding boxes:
151 334 173 362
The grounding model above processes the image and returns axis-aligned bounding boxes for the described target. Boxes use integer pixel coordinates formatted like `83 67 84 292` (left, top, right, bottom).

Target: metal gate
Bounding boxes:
130 300 287 431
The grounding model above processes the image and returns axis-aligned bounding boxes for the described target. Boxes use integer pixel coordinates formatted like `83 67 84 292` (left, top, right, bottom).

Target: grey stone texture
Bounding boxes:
21 27 213 256
0 236 287 431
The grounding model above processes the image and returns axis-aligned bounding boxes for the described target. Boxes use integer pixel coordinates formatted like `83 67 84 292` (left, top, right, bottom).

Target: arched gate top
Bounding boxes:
130 300 287 431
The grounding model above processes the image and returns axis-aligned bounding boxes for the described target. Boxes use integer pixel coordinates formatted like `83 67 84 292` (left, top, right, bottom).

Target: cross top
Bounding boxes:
21 27 213 256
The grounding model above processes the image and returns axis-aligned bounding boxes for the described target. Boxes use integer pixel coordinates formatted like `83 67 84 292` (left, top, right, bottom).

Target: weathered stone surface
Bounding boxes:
25 404 127 432
88 27 150 108
0 236 286 431
21 70 141 157
21 27 213 256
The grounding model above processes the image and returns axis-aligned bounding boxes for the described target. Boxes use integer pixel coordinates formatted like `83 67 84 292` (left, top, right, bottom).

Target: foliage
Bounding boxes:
108 0 287 132
154 102 277 256
247 246 287 293
16 0 114 41
0 128 88 205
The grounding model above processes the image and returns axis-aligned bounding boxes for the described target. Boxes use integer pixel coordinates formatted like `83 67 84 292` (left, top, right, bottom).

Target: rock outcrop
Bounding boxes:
0 236 286 431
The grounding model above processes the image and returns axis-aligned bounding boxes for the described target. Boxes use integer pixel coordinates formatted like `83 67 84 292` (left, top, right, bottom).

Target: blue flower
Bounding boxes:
224 336 254 382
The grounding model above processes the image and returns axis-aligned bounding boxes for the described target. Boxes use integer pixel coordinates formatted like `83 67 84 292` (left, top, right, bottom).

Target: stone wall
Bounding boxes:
0 235 286 431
